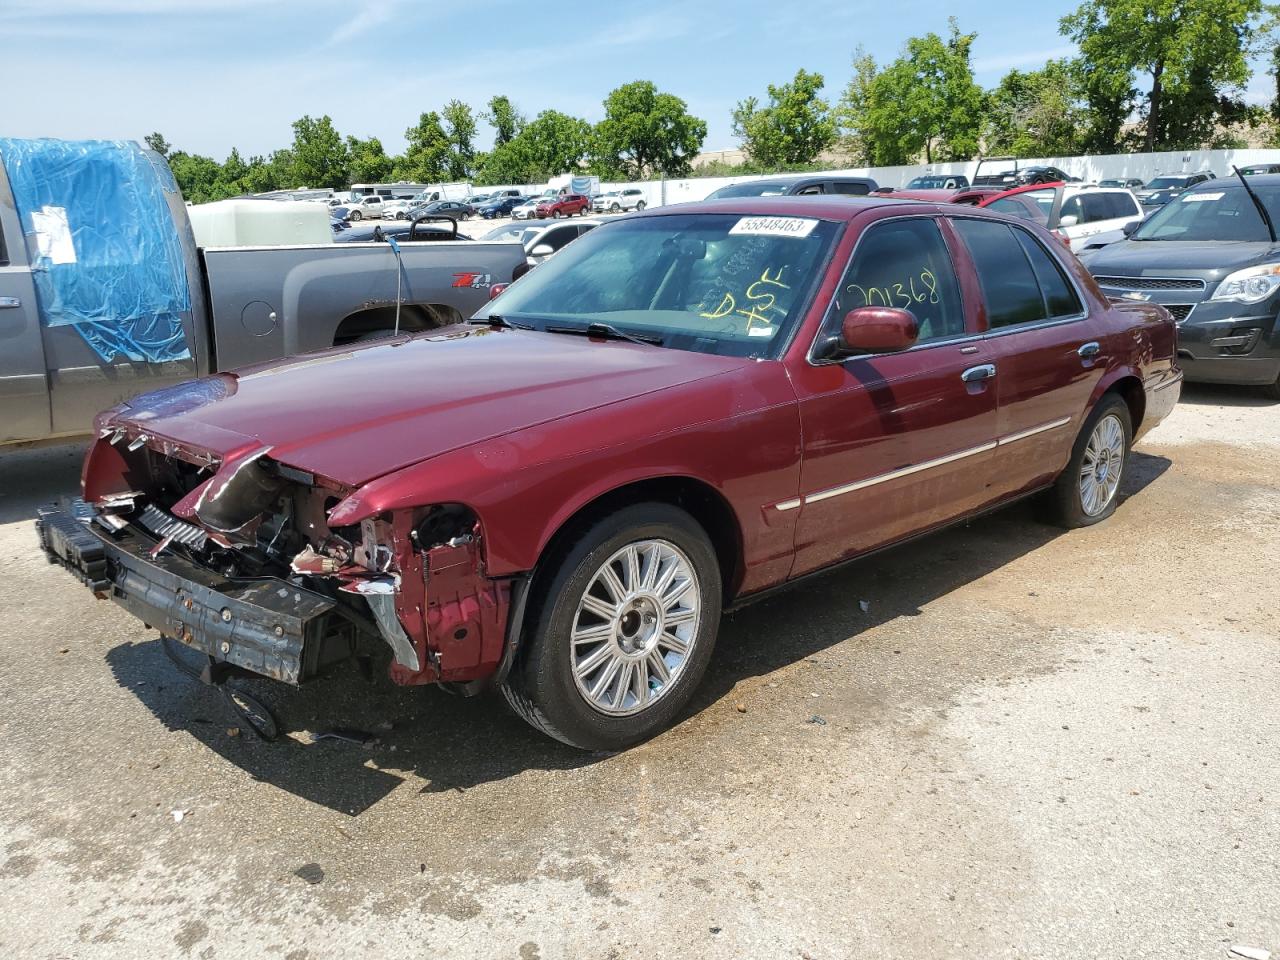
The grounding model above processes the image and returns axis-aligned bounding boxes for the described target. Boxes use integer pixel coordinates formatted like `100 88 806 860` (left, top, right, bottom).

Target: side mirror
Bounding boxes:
1122 220 1140 237
1059 214 1080 227
835 306 918 356
529 244 554 258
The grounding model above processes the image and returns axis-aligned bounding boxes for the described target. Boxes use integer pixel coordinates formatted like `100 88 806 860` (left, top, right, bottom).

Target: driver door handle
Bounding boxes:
961 363 996 383
0 297 20 309
1078 341 1101 359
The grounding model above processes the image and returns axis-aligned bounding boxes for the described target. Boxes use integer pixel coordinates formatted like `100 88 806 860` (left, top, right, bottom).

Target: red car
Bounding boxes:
39 197 1181 751
536 193 590 218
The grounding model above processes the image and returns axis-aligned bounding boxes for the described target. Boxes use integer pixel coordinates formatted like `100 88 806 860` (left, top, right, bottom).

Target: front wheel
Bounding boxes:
349 210 362 221
1044 394 1132 528
609 203 620 212
501 503 722 751
553 210 563 219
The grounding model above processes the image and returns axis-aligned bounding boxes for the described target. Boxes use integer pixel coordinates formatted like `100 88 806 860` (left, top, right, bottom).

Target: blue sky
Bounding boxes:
4 0 1272 161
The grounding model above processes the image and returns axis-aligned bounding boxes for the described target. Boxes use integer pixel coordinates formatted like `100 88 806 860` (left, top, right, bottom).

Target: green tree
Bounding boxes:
1061 0 1266 151
732 69 837 168
836 47 880 165
442 99 477 180
484 95 525 146
143 132 171 157
241 152 291 194
346 135 392 183
984 59 1086 157
861 19 984 165
289 114 349 189
397 111 450 182
477 109 593 185
593 80 707 178
167 151 224 204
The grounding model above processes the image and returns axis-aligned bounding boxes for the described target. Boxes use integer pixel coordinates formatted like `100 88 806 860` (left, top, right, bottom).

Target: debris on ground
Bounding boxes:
170 809 188 823
735 702 747 713
858 600 870 612
807 715 827 726
1229 946 1271 960
313 728 379 746
226 727 240 738
294 863 325 885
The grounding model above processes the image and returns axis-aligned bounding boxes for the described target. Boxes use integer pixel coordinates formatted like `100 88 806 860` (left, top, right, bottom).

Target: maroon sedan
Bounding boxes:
536 193 591 218
39 197 1181 751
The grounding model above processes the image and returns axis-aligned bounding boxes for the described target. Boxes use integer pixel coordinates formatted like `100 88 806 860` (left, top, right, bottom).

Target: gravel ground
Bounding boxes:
0 383 1276 960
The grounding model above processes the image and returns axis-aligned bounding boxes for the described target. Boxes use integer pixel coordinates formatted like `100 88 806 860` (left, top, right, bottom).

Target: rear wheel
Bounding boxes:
1044 394 1132 528
501 503 722 751
636 201 646 211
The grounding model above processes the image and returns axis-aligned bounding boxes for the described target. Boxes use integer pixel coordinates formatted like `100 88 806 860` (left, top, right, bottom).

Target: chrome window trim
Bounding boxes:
769 416 1072 512
806 212 1093 368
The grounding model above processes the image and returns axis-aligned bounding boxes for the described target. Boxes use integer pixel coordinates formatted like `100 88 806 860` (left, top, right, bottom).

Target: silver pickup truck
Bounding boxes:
0 139 525 446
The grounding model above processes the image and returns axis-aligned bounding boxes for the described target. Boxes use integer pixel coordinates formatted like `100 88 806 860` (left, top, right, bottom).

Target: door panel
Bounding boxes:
790 345 998 574
787 215 998 577
0 235 51 443
950 217 1103 500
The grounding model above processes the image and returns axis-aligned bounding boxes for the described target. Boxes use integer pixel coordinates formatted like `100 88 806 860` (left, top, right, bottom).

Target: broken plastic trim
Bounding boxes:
342 577 420 672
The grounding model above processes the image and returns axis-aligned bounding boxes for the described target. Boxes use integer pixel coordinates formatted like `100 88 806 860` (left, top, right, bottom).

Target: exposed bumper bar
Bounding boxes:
36 501 338 684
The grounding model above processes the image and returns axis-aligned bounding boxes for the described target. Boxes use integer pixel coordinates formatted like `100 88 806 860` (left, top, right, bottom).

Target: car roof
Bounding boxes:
635 195 950 222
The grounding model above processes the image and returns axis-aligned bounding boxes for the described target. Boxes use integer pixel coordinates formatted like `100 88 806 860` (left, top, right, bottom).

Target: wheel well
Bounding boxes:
531 477 744 605
332 303 462 345
1106 376 1145 434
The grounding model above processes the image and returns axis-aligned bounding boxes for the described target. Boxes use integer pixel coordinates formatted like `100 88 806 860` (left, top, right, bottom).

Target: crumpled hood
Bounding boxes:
104 327 749 487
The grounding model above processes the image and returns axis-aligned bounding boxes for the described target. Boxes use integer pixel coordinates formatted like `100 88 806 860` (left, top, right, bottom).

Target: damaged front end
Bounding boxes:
39 427 516 690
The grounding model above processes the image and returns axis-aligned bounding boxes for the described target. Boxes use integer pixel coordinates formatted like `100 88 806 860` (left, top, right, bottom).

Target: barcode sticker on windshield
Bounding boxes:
1182 192 1224 202
730 216 819 238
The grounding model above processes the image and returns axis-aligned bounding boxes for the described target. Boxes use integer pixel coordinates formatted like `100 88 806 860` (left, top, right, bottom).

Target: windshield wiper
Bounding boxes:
1232 165 1277 243
545 322 663 346
469 314 533 330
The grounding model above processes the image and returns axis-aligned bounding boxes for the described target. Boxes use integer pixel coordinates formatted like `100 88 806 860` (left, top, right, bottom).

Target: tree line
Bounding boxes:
155 0 1277 204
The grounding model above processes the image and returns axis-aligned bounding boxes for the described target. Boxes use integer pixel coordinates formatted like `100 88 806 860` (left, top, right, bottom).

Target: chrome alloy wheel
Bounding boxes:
1079 413 1125 517
570 539 701 717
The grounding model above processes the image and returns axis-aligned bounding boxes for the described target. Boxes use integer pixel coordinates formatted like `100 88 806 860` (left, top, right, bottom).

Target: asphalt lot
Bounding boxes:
0 384 1277 959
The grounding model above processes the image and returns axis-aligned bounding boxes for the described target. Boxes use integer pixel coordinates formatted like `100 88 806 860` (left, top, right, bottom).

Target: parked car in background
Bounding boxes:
905 174 970 190
408 199 476 221
1080 174 1280 397
40 195 1179 751
1099 178 1145 189
345 195 386 221
464 194 491 206
703 175 879 199
874 186 1001 205
981 183 1145 253
334 217 472 243
593 188 647 213
479 218 603 275
476 195 526 219
1240 164 1280 176
536 193 591 218
381 198 416 220
510 197 542 220
1135 172 1216 209
973 160 1075 188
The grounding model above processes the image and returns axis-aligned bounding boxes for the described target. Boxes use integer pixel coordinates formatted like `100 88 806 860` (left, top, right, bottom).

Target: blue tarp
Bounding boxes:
0 138 192 364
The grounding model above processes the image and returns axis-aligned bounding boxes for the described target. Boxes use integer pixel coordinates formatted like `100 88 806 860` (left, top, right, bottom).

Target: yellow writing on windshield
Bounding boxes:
699 265 791 332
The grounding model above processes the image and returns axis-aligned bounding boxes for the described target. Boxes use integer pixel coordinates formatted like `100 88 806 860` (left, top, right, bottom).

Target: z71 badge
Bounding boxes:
452 272 493 289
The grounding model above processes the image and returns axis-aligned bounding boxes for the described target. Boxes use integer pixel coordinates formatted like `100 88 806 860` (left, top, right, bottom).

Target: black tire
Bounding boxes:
553 209 563 219
610 202 620 212
349 210 362 221
636 201 646 211
1044 393 1132 528
501 503 722 751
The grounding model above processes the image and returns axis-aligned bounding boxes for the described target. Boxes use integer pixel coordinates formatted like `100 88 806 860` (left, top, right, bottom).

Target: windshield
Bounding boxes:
1145 177 1190 190
481 223 532 242
706 182 791 199
482 212 840 358
1132 184 1279 242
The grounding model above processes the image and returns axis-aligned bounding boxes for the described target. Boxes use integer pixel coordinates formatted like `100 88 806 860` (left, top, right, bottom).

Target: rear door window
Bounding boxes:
954 218 1083 328
952 219 1046 329
1079 193 1114 223
830 217 966 344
